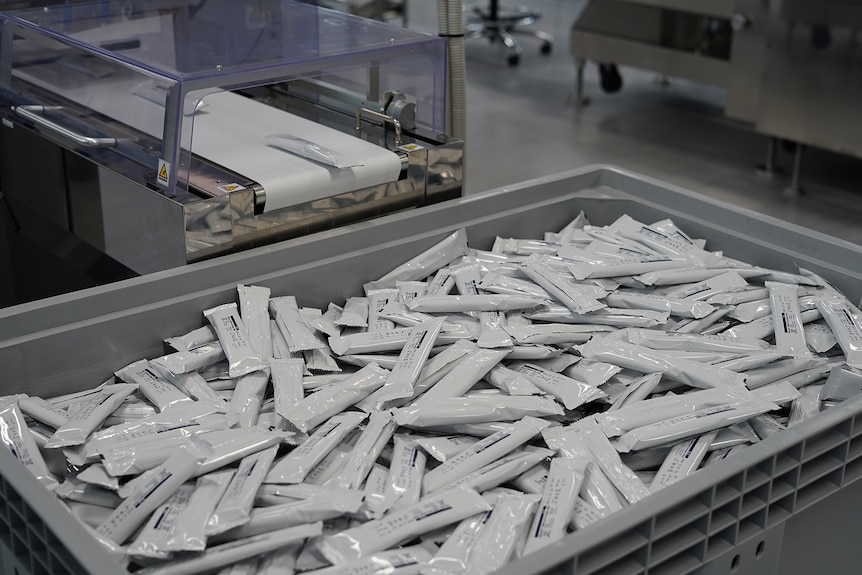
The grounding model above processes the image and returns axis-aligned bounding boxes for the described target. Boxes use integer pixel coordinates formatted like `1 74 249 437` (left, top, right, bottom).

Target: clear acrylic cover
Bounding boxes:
0 0 446 195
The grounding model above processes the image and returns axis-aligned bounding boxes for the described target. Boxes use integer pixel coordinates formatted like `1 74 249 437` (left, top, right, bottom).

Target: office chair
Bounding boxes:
465 0 554 66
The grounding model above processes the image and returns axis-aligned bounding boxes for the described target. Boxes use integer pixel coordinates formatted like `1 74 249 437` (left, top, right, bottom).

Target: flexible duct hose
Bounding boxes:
438 0 466 143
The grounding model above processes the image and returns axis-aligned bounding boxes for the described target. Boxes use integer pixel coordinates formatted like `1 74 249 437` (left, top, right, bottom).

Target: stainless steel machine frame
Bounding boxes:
570 0 862 190
1 165 862 575
0 0 462 305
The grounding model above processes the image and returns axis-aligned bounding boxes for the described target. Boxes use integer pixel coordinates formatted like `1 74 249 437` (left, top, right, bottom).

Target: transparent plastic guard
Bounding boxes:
0 0 446 196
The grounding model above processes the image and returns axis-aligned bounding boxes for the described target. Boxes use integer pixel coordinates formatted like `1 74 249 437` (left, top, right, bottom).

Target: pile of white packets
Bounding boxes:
3 211 862 575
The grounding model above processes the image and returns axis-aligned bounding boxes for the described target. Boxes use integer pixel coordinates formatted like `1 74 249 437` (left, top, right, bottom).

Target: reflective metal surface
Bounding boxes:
571 0 862 158
0 0 462 304
756 0 862 158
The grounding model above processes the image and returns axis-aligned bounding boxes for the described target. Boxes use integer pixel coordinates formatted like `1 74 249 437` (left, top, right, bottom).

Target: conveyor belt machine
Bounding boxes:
0 0 461 303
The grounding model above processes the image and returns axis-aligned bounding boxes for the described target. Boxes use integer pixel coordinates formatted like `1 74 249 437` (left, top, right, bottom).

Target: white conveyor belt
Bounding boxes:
190 91 403 212
12 15 403 213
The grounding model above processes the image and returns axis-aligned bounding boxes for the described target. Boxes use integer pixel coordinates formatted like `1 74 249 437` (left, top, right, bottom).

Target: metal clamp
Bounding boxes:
355 107 402 148
14 105 116 148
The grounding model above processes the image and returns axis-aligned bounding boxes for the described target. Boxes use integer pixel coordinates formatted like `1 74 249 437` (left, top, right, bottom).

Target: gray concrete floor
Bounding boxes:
406 1 862 246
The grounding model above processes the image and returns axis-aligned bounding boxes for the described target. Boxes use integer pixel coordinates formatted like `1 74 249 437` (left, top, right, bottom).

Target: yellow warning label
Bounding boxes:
398 143 424 153
217 183 246 193
156 159 171 188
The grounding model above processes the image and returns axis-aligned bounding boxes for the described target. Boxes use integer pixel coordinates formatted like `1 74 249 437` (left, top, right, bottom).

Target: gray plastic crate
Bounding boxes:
1 165 861 574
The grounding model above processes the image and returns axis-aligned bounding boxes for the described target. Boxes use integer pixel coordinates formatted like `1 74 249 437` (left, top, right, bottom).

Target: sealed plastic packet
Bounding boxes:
313 486 491 564
46 384 137 448
155 367 226 405
265 411 366 483
598 387 763 438
609 214 724 267
417 347 509 402
164 325 217 352
626 329 769 354
372 318 445 407
280 363 387 433
102 432 218 477
303 545 433 575
822 365 862 401
788 384 824 427
206 446 279 535
461 492 540 575
804 322 839 353
578 337 746 390
578 418 651 504
335 297 369 328
211 490 364 543
230 370 270 427
510 461 549 495
92 400 230 448
396 280 428 304
364 228 469 291
445 447 553 494
270 358 305 428
426 268 455 297
303 445 352 487
118 360 196 412
165 469 234 552
127 483 196 559
766 281 812 358
422 417 550 494
195 429 285 477
520 256 605 314
615 397 779 453
484 364 544 396
366 288 399 332
77 464 119 491
541 426 624 515
605 290 716 319
0 399 59 490
379 436 427 514
270 296 327 352
815 295 862 369
18 395 70 429
479 270 552 301
326 410 397 490
562 359 623 387
527 305 669 328
406 294 542 313
742 357 825 389
303 306 342 339
606 372 663 412
204 302 268 377
649 431 717 492
422 505 492 575
477 309 514 349
522 457 588 555
394 395 564 428
55 477 123 508
97 441 211 543
255 542 302 575
237 284 273 360
514 363 607 410
504 323 612 346
636 266 763 287
569 254 691 281
415 435 479 463
303 339 342 373
328 328 415 356
137 523 323 575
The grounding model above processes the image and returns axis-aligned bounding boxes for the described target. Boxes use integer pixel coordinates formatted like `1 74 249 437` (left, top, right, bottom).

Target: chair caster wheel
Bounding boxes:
540 41 552 55
507 54 520 66
599 63 623 93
